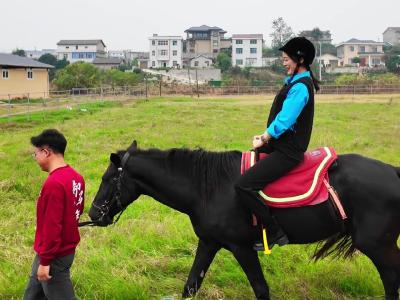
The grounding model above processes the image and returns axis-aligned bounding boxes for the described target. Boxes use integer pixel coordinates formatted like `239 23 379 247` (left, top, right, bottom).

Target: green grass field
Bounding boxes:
0 95 399 299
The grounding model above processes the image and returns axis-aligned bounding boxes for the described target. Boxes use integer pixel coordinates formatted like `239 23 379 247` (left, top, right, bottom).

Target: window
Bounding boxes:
250 39 257 44
159 50 167 56
66 46 69 49
2 68 9 79
236 40 243 44
152 40 155 45
246 58 257 66
27 68 33 79
173 61 177 66
172 40 177 46
194 61 199 67
350 46 354 51
173 50 177 56
359 46 365 53
76 45 78 50
63 54 68 59
158 40 168 46
152 61 155 67
213 49 218 53
372 46 377 52
236 48 243 54
372 58 381 65
236 59 243 65
152 50 155 56
250 48 257 54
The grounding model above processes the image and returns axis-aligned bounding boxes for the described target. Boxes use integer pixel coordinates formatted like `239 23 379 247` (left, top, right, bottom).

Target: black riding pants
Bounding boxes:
235 150 301 227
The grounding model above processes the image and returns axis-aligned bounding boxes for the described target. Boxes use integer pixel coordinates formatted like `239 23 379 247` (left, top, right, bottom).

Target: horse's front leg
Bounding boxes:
182 239 221 299
231 245 270 300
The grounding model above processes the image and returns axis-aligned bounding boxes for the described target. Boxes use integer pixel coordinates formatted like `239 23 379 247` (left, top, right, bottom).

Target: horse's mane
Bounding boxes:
132 148 241 201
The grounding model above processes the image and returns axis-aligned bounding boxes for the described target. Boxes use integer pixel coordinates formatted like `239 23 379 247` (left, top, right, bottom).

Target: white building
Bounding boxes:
232 34 263 67
383 27 400 46
190 55 213 68
56 40 107 63
149 34 183 68
108 50 127 59
25 49 56 60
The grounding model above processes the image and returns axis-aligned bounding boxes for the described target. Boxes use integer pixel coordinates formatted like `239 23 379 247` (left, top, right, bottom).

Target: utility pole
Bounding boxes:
195 68 199 98
145 74 148 101
187 66 192 97
319 41 322 81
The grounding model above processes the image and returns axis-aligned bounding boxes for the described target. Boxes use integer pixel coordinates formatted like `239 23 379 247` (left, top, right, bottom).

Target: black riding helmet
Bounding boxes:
279 37 316 66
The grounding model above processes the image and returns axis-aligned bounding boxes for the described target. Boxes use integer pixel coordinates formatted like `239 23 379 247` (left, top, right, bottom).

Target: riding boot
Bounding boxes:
253 217 289 251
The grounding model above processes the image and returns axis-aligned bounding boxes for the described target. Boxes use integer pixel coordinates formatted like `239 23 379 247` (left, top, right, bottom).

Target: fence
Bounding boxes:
1 84 400 119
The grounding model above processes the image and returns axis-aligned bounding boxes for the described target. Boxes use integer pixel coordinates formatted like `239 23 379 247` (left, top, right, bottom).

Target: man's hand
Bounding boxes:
37 264 52 281
253 135 264 149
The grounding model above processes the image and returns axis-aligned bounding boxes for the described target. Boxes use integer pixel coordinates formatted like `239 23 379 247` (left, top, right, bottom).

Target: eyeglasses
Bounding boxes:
31 148 50 159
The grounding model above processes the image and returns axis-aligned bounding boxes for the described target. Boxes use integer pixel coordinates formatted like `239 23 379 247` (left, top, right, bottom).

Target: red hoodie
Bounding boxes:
34 165 85 266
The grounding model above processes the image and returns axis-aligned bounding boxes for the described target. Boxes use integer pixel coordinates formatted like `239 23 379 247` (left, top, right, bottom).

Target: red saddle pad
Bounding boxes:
241 147 338 208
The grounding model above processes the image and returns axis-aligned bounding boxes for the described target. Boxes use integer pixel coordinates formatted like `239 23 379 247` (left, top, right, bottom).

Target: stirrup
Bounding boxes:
262 228 272 254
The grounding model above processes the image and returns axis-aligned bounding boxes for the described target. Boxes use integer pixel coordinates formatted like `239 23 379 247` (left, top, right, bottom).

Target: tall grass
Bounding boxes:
0 95 399 299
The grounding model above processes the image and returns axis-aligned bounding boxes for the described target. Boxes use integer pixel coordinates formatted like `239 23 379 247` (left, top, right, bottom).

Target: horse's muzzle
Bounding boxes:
89 208 113 227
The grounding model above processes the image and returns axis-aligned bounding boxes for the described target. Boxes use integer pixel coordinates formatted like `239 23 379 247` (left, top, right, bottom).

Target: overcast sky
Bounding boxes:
1 0 398 53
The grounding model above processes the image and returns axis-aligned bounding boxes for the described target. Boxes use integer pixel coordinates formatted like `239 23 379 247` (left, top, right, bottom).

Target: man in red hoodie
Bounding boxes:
24 129 85 300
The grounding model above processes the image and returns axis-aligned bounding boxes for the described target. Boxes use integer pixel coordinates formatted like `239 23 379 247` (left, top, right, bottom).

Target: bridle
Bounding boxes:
79 151 131 227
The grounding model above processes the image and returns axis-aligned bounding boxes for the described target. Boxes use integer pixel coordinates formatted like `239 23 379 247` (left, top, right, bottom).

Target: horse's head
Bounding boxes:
89 140 141 226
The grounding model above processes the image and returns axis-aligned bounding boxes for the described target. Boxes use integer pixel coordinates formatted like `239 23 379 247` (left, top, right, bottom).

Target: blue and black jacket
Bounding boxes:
265 71 315 161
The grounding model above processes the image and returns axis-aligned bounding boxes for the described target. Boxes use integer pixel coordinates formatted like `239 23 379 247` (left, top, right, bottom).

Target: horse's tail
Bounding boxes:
313 166 400 261
312 231 356 261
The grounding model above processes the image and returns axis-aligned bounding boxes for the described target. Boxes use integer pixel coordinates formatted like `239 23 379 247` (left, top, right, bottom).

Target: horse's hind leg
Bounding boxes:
182 239 220 299
353 213 400 300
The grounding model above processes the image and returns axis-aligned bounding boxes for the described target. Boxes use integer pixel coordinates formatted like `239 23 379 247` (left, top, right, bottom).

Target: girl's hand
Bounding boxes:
253 135 264 149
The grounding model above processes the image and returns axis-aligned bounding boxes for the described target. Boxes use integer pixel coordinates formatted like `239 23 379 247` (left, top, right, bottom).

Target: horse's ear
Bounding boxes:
110 153 121 167
128 140 138 153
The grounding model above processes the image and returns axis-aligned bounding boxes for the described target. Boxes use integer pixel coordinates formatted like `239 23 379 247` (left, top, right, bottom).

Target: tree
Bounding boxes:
53 62 102 90
38 53 57 66
309 27 324 42
12 48 26 57
262 47 277 57
216 52 232 72
270 17 294 50
38 54 69 81
352 57 361 64
102 69 143 88
55 58 69 70
384 45 400 74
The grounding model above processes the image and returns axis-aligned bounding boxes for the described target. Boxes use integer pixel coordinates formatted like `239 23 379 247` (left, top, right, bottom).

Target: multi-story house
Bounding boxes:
149 35 183 68
231 34 263 67
383 27 400 46
56 40 107 63
336 38 385 67
184 25 231 57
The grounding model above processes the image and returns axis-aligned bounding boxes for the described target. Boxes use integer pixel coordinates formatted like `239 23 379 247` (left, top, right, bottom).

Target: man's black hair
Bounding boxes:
31 129 67 155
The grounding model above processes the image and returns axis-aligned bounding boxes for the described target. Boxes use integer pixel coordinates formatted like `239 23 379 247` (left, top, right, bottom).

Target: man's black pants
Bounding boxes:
23 254 76 300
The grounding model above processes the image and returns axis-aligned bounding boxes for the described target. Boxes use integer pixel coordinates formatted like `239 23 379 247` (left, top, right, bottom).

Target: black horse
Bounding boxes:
88 140 400 300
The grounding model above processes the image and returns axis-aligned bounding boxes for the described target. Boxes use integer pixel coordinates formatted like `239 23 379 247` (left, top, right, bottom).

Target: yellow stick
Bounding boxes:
263 228 272 255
